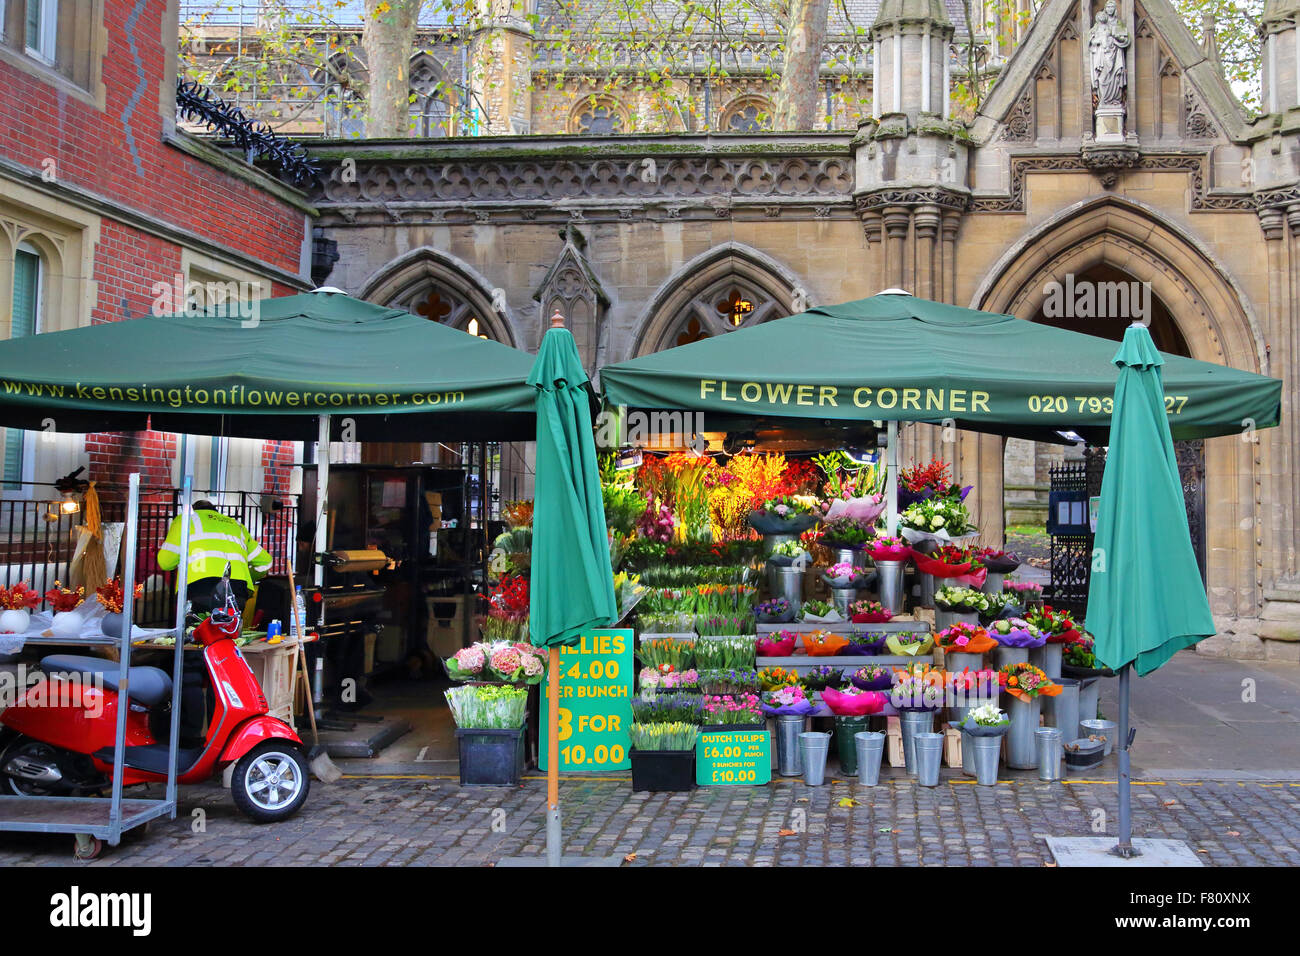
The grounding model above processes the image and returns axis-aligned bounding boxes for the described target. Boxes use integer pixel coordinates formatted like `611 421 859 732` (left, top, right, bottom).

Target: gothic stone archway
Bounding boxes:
975 198 1263 616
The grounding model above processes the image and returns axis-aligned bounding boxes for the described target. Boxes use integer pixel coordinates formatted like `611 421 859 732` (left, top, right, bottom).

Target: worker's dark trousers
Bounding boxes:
180 577 250 741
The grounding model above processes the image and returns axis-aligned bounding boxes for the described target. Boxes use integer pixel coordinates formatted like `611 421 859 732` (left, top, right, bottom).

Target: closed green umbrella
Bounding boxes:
527 312 617 867
1085 322 1217 857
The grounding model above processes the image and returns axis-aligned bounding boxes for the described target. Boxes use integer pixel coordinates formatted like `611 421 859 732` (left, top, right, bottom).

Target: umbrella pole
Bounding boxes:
886 420 898 535
546 646 561 867
1113 664 1139 857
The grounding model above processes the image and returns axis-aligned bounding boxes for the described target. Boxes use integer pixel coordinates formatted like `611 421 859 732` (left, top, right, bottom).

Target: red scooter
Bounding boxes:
0 574 309 824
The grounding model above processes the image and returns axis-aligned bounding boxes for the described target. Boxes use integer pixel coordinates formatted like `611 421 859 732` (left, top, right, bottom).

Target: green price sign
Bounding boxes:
539 628 633 773
696 729 772 786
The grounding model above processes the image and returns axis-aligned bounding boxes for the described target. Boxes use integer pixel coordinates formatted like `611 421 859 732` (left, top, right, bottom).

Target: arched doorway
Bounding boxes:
975 198 1263 615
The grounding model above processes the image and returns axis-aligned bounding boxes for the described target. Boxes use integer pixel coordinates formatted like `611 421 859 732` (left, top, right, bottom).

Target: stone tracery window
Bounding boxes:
409 56 453 137
721 95 773 132
669 277 775 347
569 95 627 134
410 284 490 340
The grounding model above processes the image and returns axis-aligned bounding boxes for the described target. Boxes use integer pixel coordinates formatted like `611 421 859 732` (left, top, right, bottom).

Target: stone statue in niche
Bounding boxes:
1089 0 1130 140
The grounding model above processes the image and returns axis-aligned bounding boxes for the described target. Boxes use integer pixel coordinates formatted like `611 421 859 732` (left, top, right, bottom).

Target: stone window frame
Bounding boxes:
0 179 100 498
720 94 774 132
568 94 628 135
0 0 107 109
409 52 456 138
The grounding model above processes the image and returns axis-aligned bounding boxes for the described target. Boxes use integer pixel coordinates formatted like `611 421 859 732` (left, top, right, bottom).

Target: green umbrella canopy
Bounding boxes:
527 325 617 648
1085 324 1217 675
0 291 539 441
600 294 1281 443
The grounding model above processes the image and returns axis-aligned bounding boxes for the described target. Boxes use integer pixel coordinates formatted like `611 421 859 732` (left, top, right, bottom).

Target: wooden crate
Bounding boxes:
242 640 298 729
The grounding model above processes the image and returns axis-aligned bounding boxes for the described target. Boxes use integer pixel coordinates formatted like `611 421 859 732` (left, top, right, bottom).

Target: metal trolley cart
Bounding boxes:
0 473 193 859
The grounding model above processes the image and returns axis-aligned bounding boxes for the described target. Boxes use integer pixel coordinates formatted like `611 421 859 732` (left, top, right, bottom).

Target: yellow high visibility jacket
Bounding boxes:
156 508 272 586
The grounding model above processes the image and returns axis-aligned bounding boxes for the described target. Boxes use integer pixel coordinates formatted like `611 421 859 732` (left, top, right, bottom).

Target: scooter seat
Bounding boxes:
40 655 174 708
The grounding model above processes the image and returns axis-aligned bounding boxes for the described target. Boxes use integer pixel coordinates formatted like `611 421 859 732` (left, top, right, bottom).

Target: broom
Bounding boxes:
285 521 342 783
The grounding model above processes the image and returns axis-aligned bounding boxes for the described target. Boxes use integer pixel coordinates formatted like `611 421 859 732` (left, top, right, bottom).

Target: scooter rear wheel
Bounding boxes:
230 743 310 823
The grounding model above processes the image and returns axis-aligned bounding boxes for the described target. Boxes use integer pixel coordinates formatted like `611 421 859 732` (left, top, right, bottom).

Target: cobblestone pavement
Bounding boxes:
0 769 1296 866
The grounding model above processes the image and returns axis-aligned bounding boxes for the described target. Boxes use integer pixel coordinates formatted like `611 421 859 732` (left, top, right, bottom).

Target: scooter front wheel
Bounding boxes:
230 743 310 823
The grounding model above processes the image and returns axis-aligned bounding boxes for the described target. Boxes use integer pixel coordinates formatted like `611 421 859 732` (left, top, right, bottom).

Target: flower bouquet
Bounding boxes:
755 597 796 624
865 535 911 562
801 629 849 656
844 629 888 656
760 683 816 717
0 581 42 634
898 495 976 544
800 664 846 692
818 516 876 550
632 693 706 725
95 577 143 614
960 701 1011 737
933 585 992 615
758 665 800 691
694 636 756 670
766 538 809 566
987 617 1046 648
997 662 1062 702
636 637 696 672
702 692 764 728
821 493 886 526
445 684 529 729
897 458 972 508
821 562 872 589
947 667 1000 702
629 721 700 753
1026 605 1083 644
914 545 988 587
638 667 701 697
1003 580 1043 606
849 664 895 691
848 599 893 624
822 684 887 716
934 622 998 655
756 629 798 656
977 590 1022 624
1061 634 1116 679
749 495 820 535
976 547 1022 574
445 641 548 684
797 598 843 624
884 630 935 657
698 667 760 696
44 583 86 638
890 668 946 711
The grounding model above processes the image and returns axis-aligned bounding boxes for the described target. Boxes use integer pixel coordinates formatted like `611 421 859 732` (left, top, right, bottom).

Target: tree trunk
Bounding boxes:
773 0 833 130
362 0 422 137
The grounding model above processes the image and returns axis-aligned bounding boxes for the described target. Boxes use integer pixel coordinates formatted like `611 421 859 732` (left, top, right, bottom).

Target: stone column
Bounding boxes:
914 204 940 300
940 211 961 305
883 207 911 290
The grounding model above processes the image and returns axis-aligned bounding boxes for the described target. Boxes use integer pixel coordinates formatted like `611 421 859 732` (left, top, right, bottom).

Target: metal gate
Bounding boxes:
1048 442 1207 616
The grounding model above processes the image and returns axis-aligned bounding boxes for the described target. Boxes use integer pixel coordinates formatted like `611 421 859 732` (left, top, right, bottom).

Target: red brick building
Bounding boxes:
0 0 315 502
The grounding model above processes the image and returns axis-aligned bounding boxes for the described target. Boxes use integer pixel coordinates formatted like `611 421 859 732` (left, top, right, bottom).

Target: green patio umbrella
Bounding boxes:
527 312 617 867
1085 322 1217 857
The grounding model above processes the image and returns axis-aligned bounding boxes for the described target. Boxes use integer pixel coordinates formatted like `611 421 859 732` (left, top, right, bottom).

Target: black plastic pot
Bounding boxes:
630 749 696 792
455 726 526 786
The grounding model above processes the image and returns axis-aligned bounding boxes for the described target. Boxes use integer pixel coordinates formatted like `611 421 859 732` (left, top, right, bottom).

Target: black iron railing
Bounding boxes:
0 488 299 627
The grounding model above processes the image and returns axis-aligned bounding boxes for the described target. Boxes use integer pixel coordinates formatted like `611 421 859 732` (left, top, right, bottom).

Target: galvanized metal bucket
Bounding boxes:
899 710 934 774
875 559 906 614
1036 727 1063 781
1004 694 1042 769
776 714 805 776
972 734 1002 786
799 731 830 786
914 732 944 787
855 731 885 786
